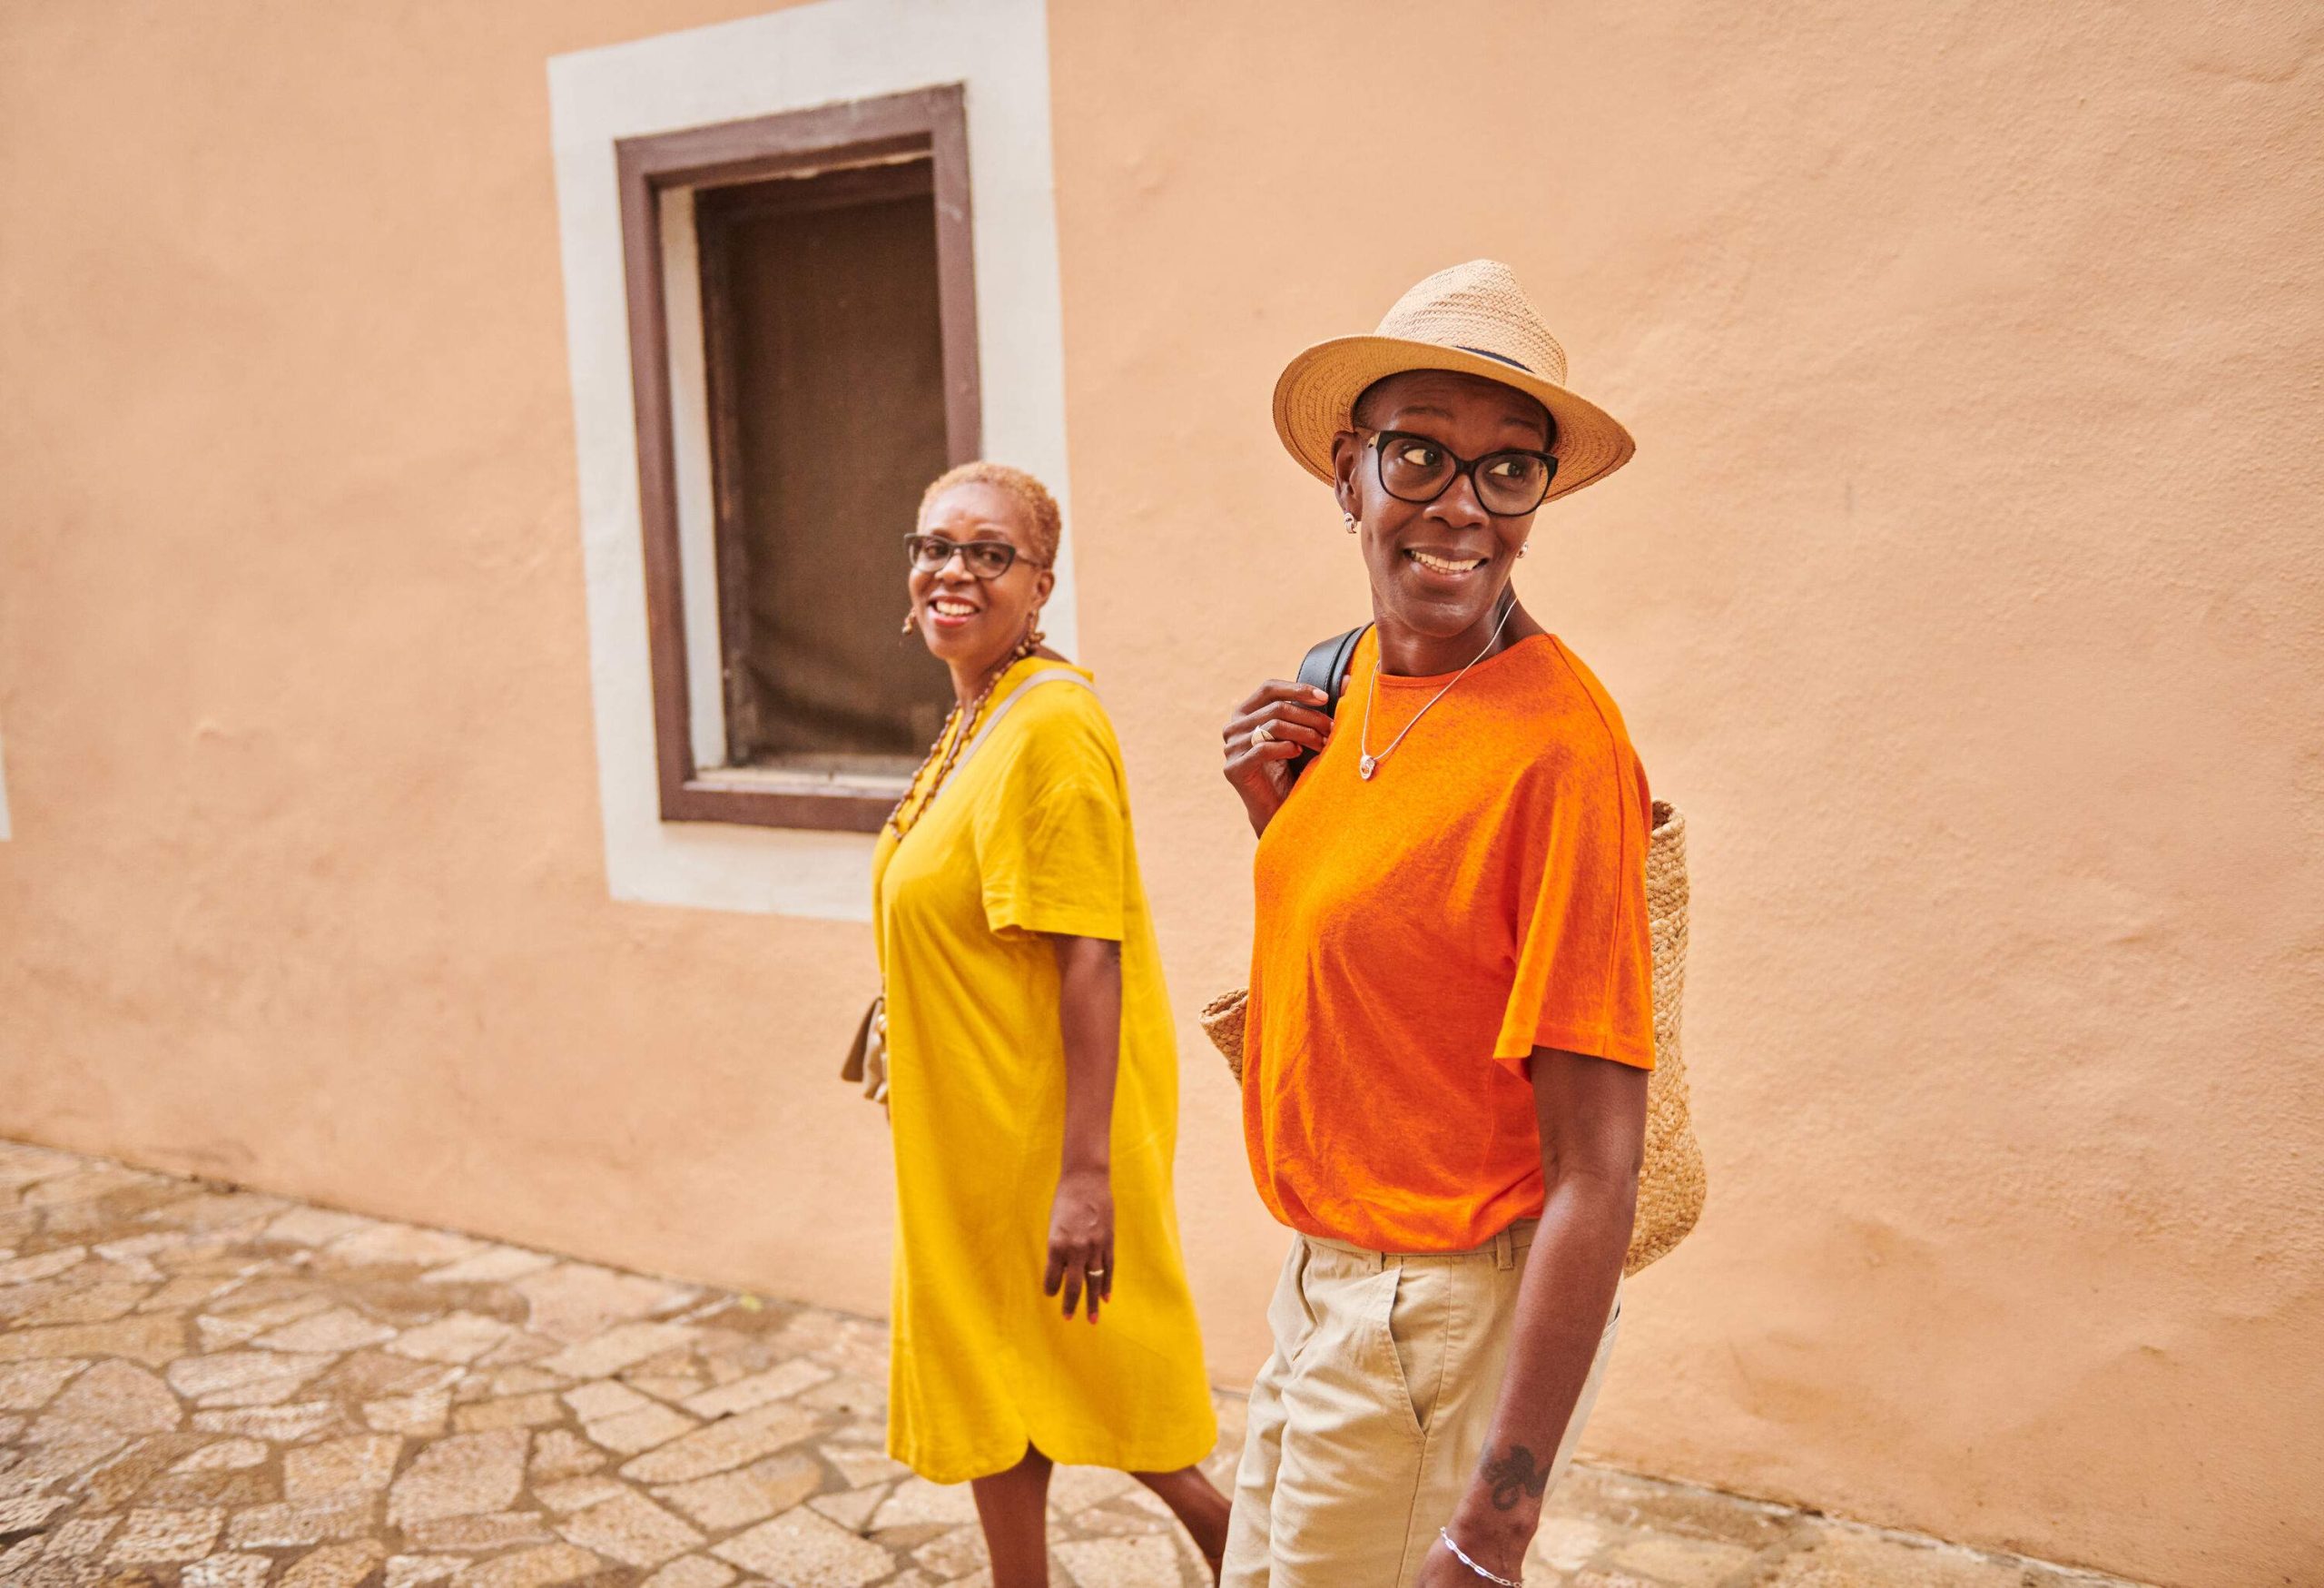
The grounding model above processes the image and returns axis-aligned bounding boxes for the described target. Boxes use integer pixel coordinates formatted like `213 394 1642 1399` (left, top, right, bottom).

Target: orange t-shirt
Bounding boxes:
1243 627 1656 1253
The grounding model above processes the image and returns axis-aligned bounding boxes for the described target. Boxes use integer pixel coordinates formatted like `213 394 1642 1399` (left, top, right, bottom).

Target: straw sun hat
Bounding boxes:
1273 259 1635 504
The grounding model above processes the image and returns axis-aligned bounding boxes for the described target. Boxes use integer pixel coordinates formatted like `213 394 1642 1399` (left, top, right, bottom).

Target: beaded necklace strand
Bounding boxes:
885 632 1040 839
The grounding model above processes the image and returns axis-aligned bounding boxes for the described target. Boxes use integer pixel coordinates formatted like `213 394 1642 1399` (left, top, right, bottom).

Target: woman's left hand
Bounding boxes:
1044 1166 1115 1323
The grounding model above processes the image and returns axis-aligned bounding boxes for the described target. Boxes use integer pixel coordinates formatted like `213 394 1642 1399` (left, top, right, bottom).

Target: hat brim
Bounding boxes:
1272 335 1636 505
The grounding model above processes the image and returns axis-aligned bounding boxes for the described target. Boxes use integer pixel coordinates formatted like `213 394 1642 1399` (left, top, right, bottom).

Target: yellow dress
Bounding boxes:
872 656 1217 1484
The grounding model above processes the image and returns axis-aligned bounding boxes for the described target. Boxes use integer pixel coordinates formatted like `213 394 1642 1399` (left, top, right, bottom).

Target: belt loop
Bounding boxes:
1493 1227 1516 1271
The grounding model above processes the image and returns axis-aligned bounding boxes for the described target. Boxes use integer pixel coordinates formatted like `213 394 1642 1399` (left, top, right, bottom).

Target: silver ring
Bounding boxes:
1086 1267 1107 1277
1250 723 1276 745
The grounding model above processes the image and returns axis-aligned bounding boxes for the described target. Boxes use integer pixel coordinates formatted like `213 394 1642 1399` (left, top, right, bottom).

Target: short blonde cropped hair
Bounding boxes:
918 461 1062 567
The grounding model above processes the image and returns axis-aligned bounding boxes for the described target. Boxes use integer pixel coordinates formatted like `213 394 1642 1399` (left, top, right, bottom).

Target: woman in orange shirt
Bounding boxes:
1216 261 1656 1588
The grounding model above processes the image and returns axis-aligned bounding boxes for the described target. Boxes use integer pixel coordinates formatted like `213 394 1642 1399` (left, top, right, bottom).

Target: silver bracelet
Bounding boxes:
1437 1525 1522 1588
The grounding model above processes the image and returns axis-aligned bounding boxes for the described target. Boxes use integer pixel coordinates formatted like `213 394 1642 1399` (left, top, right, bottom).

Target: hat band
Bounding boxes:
1454 345 1535 375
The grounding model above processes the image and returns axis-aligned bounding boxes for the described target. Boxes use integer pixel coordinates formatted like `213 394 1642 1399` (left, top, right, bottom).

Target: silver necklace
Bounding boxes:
1356 597 1520 781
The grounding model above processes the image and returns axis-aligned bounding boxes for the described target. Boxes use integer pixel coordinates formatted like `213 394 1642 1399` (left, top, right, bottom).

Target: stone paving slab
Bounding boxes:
0 1141 2149 1588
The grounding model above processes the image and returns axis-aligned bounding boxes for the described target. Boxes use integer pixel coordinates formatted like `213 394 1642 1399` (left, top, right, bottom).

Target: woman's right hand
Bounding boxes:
1223 680 1334 837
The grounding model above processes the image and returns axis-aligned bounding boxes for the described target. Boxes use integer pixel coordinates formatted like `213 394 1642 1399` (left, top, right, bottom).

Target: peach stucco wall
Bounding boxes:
3 4 2319 1586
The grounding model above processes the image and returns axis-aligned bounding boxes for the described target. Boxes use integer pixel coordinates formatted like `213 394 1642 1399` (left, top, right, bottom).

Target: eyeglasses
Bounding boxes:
903 533 1040 579
1361 429 1559 518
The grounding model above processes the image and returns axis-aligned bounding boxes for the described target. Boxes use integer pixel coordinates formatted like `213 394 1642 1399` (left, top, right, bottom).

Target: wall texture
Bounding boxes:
1 4 2319 1585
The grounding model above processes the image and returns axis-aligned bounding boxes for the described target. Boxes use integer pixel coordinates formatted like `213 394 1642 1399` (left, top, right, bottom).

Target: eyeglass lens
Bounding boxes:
1374 433 1555 516
905 535 1017 578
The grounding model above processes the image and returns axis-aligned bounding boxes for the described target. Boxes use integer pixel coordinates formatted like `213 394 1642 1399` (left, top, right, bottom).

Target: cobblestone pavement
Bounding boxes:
0 1141 2146 1588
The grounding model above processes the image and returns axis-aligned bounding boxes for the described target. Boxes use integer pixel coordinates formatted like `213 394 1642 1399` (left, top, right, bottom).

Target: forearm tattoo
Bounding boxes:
1479 1443 1551 1511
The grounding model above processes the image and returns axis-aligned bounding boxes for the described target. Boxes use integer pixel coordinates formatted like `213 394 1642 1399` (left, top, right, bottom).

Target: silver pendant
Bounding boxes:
1358 755 1378 781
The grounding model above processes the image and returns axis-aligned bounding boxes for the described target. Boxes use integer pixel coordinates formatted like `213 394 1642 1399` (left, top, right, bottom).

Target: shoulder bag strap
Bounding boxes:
922 667 1096 817
1288 625 1367 780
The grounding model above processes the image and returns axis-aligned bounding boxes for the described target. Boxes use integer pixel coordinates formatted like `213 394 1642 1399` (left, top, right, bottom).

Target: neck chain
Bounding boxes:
886 636 1038 838
1356 596 1519 782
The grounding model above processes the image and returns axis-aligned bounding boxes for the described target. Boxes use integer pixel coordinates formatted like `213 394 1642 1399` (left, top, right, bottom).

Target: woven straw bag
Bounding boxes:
1199 800 1706 1277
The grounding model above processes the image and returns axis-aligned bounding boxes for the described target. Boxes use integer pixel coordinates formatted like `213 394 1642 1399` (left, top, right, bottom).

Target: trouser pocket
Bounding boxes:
1382 1260 1459 1437
1263 1247 1434 1583
1269 1238 1318 1368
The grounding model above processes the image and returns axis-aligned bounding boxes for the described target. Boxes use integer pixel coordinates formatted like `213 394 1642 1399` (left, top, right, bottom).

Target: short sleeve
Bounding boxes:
1492 736 1658 1075
973 705 1128 942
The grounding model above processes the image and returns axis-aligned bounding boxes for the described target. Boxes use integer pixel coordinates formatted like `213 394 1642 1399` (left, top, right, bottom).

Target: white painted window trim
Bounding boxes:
660 186 730 777
547 0 1073 922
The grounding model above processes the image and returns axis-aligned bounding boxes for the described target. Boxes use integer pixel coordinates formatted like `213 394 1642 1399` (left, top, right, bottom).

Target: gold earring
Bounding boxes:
901 609 918 635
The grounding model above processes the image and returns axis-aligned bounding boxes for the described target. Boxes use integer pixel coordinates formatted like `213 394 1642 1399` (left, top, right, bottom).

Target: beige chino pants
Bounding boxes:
1221 1221 1620 1588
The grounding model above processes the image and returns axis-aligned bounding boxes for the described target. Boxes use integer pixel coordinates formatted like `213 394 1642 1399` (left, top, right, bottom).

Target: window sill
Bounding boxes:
665 771 901 833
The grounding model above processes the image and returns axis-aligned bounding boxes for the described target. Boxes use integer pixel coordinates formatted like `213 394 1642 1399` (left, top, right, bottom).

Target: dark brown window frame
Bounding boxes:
616 85 980 833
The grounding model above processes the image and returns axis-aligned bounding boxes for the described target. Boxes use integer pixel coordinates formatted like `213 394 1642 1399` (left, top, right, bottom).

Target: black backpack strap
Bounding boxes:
1288 625 1367 779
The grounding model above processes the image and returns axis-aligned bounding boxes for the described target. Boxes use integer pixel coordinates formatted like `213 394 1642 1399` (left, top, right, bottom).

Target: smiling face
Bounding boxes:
1330 369 1553 649
907 481 1055 679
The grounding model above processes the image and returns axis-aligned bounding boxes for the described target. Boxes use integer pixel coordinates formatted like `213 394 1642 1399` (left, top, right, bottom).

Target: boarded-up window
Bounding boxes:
617 87 979 832
699 163 955 779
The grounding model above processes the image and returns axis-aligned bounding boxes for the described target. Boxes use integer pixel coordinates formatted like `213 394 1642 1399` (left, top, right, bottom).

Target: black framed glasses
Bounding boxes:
1361 428 1559 517
903 533 1039 579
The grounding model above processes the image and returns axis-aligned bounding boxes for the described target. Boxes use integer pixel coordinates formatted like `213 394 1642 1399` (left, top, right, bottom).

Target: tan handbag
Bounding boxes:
1200 799 1707 1277
841 997 889 1105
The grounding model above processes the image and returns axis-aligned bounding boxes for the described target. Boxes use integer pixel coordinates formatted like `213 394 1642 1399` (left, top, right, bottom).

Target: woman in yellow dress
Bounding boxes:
874 461 1227 1584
